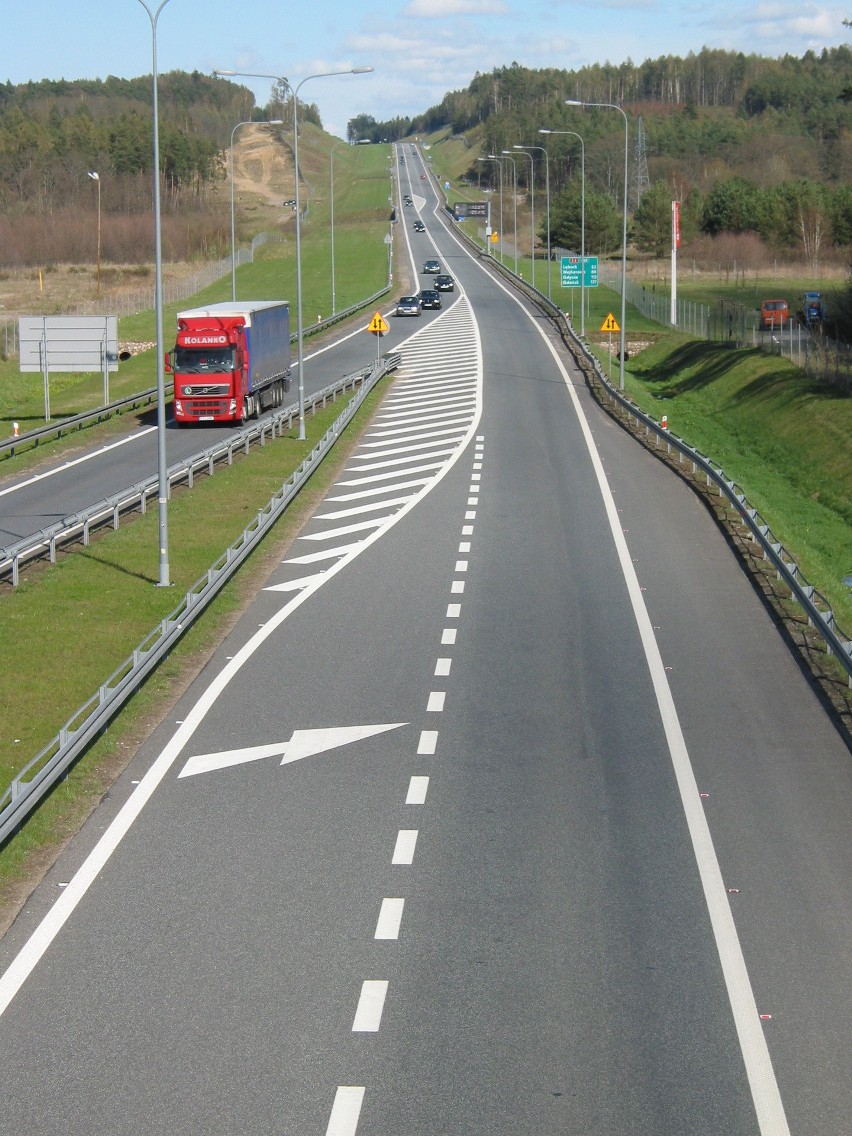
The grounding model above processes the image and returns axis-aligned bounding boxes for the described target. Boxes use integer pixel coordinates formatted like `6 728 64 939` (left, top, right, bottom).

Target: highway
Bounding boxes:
0 240 432 549
0 147 849 1135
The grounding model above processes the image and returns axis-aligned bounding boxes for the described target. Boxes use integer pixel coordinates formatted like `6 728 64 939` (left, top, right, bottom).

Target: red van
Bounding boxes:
760 299 790 329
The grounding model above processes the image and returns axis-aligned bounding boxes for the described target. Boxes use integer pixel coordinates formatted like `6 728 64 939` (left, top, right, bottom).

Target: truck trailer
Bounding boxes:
166 301 291 425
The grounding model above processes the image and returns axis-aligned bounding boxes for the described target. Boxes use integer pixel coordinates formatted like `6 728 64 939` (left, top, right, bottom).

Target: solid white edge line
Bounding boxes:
491 266 792 1135
0 427 157 499
0 297 484 1020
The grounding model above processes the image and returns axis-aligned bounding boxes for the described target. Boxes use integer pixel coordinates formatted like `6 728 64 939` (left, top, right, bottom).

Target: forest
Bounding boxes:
1 47 851 273
350 46 852 273
0 71 296 265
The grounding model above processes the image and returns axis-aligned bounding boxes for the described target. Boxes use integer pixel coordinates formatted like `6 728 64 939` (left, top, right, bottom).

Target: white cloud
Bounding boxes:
404 0 508 15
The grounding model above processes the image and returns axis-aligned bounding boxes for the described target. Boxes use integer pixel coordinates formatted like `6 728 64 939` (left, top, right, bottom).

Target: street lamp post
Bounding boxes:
500 151 518 276
565 100 628 387
517 145 550 299
87 171 101 298
229 119 283 302
477 156 503 263
540 128 586 336
214 67 373 440
512 146 535 291
136 0 174 588
292 69 373 439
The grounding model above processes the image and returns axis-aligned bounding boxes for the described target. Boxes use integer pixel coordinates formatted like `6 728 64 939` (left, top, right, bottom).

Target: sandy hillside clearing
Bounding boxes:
227 123 295 218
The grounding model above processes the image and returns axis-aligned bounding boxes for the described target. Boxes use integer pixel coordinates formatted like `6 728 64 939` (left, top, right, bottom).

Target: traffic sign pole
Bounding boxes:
367 310 389 367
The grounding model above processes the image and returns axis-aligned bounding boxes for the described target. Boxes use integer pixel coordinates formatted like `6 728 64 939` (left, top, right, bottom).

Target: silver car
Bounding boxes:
395 295 422 316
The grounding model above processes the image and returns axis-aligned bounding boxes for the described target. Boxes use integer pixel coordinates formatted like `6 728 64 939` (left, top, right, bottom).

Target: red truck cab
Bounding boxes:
166 301 290 424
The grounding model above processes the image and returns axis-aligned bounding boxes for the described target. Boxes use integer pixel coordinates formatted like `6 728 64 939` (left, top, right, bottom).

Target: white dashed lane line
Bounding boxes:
391 830 419 865
327 433 485 1133
374 899 405 941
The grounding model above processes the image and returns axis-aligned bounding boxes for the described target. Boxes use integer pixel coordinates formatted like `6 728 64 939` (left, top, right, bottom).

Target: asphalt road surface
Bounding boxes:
0 153 849 1135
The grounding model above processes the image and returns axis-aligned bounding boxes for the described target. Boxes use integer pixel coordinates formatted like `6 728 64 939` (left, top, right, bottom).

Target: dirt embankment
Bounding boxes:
226 122 295 222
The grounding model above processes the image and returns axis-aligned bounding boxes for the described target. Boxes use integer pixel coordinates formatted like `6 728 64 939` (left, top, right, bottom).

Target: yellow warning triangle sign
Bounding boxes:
600 312 620 333
368 311 389 334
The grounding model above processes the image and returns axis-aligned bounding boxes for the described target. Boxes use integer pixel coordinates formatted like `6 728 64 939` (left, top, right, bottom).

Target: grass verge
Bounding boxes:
618 334 852 629
0 376 390 929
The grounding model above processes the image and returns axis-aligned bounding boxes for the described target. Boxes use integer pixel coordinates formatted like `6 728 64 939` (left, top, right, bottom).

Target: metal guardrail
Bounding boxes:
0 352 401 845
0 367 379 586
0 283 391 462
450 209 852 687
0 386 160 460
574 330 852 687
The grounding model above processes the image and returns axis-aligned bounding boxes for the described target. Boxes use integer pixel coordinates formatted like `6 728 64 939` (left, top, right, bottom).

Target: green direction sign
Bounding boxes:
560 256 598 287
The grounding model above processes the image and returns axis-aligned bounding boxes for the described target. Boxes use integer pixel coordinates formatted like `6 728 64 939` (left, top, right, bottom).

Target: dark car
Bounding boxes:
798 291 825 328
435 274 455 292
422 258 442 274
395 295 421 317
419 289 442 310
413 220 426 232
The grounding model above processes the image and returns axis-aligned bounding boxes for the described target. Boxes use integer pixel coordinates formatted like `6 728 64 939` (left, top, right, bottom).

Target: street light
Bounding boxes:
512 146 535 291
566 99 629 388
228 118 283 301
518 144 549 299
136 0 174 588
477 156 503 264
517 145 550 299
500 151 518 276
214 67 373 440
331 138 370 315
87 171 101 298
292 69 373 439
540 128 586 336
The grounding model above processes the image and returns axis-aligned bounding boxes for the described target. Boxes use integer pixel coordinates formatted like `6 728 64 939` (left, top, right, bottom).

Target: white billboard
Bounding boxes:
18 316 118 373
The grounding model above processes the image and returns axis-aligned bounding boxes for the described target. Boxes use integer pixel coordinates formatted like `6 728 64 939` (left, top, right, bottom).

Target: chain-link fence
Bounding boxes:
0 232 283 358
598 263 851 394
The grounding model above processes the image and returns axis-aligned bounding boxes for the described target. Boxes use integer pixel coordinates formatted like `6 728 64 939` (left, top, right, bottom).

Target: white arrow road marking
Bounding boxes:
178 723 406 779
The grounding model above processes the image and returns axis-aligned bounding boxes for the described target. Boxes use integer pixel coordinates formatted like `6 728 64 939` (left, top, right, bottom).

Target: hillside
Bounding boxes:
1 49 851 275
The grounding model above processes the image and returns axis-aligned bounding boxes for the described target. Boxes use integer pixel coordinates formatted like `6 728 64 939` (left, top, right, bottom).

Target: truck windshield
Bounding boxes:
173 346 234 374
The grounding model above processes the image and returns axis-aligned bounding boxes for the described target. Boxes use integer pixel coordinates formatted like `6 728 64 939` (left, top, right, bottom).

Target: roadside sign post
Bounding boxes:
367 310 389 366
19 315 118 421
560 256 598 333
600 312 620 381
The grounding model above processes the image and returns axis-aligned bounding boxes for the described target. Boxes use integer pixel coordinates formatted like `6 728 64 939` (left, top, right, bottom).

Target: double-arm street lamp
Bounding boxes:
229 118 283 302
565 100 628 387
136 0 174 587
539 128 586 335
215 66 373 440
500 151 519 276
512 146 536 291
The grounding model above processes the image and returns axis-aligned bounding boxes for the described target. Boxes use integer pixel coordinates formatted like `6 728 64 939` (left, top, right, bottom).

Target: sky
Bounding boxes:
3 1 850 139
